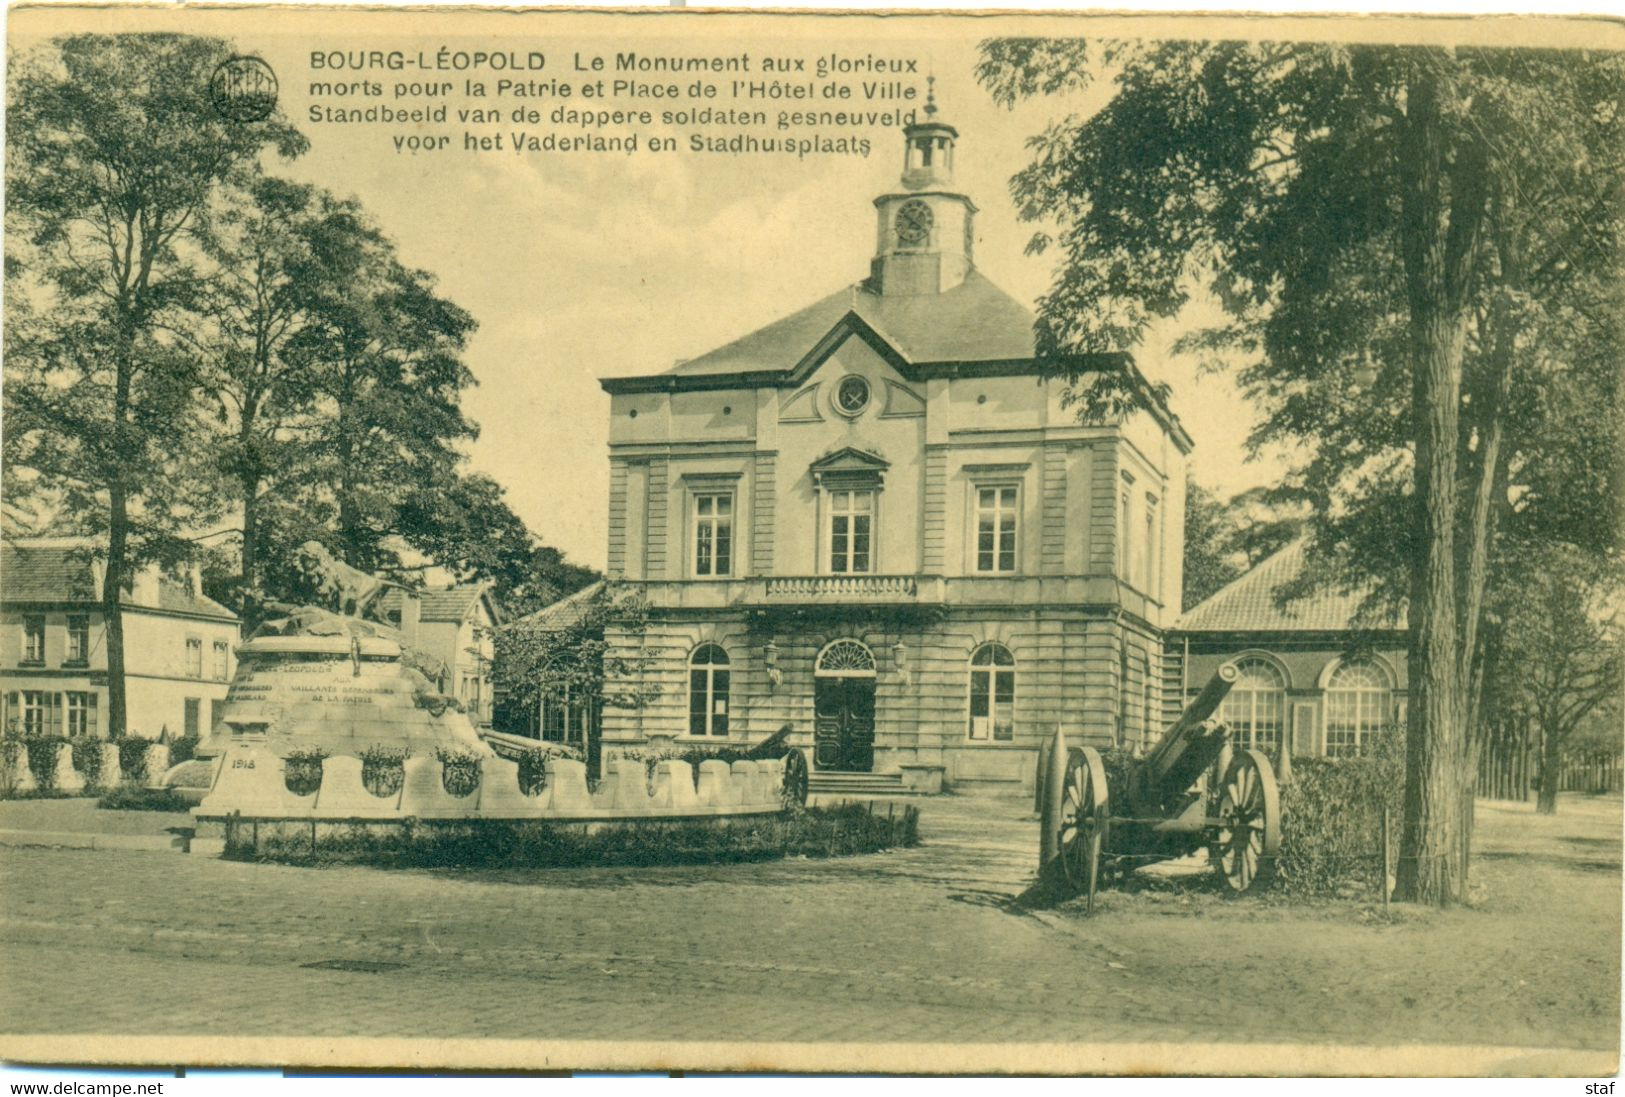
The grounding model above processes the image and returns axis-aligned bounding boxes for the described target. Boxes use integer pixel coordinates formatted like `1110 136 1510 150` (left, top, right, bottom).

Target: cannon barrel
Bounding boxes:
1141 660 1240 794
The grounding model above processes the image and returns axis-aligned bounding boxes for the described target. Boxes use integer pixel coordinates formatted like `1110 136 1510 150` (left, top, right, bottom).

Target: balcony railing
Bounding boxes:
760 575 925 602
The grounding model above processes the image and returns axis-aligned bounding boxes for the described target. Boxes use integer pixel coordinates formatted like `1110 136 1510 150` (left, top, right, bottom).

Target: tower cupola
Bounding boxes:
869 79 978 297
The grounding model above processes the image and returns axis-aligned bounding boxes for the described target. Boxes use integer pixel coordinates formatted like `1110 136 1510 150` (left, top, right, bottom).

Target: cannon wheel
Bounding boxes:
1211 748 1281 893
1057 746 1110 910
781 748 810 810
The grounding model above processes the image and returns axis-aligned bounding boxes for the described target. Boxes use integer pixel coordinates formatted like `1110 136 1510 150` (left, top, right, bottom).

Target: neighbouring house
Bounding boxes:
1166 540 1408 761
493 580 606 758
377 584 501 727
0 537 241 741
592 102 1192 797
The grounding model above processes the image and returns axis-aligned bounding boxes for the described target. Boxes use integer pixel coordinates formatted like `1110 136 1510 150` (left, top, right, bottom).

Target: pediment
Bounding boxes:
787 310 911 386
809 445 890 487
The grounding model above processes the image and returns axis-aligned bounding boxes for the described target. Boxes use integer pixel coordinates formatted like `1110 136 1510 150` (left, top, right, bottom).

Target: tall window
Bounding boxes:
693 493 733 577
22 616 45 663
541 682 593 747
66 615 89 664
213 640 230 681
20 691 47 737
1119 474 1133 576
688 643 731 737
974 486 1019 573
65 692 97 738
1220 658 1287 754
185 636 203 678
184 697 201 739
1325 660 1391 758
968 643 1016 741
829 488 874 573
1144 496 1159 596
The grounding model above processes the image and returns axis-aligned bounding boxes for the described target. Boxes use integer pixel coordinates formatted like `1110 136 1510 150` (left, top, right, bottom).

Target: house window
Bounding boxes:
1325 660 1392 758
22 616 45 663
185 636 203 678
688 643 730 737
968 643 1016 741
1144 496 1159 596
184 697 201 739
65 615 89 664
693 493 733 577
65 692 97 738
20 691 48 737
1119 475 1134 575
1220 658 1287 754
829 488 874 574
213 641 230 681
541 682 593 747
974 486 1019 573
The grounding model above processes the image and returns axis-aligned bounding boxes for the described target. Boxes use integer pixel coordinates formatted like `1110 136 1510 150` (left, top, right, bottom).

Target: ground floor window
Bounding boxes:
20 691 48 737
184 697 201 739
968 643 1015 741
1325 660 1391 758
1220 659 1286 754
540 683 594 748
65 692 97 738
688 643 730 737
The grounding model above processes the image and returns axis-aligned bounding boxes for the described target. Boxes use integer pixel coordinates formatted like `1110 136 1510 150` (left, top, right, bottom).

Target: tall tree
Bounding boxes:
1181 478 1244 611
6 33 305 736
181 173 353 607
978 41 1625 901
285 212 479 575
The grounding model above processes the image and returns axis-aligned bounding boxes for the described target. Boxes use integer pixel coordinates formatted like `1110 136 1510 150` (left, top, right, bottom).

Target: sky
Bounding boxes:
7 7 1361 572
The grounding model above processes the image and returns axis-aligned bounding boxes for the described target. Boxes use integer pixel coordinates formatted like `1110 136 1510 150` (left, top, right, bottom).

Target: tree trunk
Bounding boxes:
1394 60 1480 905
1537 726 1561 815
240 474 260 592
104 481 129 741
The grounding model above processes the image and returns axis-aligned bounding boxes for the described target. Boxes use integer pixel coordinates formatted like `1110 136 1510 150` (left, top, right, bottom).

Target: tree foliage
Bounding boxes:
979 39 1624 902
5 33 307 735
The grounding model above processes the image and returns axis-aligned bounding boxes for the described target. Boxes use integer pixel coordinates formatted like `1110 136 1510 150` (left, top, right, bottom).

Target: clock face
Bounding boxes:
895 200 933 246
836 375 871 416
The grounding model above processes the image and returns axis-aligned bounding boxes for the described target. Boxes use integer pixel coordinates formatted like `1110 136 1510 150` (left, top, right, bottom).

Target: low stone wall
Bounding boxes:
193 749 787 822
1 740 143 795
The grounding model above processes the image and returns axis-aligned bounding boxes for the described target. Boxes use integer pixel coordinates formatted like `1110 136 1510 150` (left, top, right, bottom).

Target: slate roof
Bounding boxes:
510 580 605 632
667 271 1039 378
0 540 237 621
378 584 496 625
1175 540 1403 633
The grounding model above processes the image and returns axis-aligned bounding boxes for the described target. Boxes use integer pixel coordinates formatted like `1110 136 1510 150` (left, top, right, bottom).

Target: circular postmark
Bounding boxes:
209 55 278 123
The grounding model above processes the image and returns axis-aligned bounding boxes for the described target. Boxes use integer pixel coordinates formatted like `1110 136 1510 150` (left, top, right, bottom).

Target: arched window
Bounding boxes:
540 681 593 748
1220 658 1287 754
688 644 730 738
1325 660 1391 758
968 643 1016 742
815 639 875 676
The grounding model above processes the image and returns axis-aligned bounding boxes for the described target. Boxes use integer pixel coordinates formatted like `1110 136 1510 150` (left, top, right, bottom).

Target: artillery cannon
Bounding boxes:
1044 660 1282 909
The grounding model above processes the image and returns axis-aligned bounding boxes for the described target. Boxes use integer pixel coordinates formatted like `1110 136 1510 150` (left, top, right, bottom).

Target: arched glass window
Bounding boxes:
1325 660 1391 758
688 644 731 738
968 643 1016 742
540 681 593 748
1220 658 1287 754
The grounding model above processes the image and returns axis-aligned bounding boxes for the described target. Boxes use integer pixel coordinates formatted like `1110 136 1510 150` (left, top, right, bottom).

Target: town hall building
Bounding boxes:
594 102 1192 795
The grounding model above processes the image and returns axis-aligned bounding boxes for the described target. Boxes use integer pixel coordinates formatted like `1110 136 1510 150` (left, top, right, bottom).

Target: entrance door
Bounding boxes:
814 675 876 772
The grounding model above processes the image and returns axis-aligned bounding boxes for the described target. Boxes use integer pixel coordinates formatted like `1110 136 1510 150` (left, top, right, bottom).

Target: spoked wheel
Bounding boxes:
1211 748 1281 893
781 748 809 810
1057 746 1110 911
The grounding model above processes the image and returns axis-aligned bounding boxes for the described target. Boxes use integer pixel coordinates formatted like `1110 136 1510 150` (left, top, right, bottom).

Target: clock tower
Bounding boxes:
869 81 978 297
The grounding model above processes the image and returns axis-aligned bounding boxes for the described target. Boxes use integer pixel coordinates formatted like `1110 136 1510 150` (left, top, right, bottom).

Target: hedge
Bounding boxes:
1277 730 1404 897
226 801 920 869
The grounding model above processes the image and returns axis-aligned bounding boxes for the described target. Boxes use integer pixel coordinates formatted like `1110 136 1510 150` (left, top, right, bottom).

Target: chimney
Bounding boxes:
129 563 161 607
400 591 422 644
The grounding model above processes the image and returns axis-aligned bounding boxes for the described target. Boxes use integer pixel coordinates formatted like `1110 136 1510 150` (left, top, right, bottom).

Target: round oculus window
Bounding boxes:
835 375 871 416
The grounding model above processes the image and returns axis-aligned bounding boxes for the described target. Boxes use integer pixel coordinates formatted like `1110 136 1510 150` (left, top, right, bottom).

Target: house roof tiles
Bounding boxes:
1175 540 1403 633
0 540 237 621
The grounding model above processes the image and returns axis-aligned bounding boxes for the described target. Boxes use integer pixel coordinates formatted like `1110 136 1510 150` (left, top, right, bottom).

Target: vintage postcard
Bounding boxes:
1 3 1621 1078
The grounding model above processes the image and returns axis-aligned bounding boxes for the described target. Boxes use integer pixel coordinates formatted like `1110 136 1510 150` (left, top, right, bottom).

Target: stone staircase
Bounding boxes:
809 770 910 797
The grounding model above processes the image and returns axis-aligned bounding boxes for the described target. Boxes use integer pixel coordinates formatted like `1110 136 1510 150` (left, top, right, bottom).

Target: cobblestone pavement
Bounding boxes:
0 793 1617 1067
